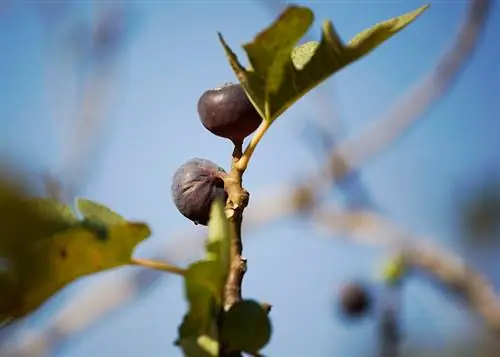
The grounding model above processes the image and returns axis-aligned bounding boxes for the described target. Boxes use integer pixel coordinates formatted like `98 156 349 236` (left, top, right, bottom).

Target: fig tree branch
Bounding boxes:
223 141 250 313
313 207 500 333
3 0 492 355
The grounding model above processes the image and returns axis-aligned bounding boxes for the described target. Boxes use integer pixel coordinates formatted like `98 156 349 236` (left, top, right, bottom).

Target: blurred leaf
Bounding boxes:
76 197 126 225
0 184 151 323
205 199 231 286
29 198 78 224
197 335 219 356
0 221 150 322
0 183 77 256
220 300 272 354
218 4 428 123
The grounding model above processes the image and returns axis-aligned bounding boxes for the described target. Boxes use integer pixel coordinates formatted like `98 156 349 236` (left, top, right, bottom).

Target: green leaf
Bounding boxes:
177 260 224 356
220 300 272 354
177 313 219 357
344 4 430 61
0 185 76 252
219 4 429 123
0 220 151 321
75 198 127 225
205 199 231 286
182 261 224 332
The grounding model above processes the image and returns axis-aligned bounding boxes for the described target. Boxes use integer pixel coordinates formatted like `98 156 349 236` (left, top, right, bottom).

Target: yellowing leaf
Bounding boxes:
219 4 429 123
0 221 150 320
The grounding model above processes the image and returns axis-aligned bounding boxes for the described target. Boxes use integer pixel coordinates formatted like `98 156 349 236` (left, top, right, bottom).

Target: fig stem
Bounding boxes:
129 258 186 276
235 119 270 173
221 149 248 357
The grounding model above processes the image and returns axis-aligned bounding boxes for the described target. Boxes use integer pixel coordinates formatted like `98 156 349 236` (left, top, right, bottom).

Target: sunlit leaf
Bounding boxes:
220 300 272 354
0 220 150 321
76 197 126 225
219 4 429 123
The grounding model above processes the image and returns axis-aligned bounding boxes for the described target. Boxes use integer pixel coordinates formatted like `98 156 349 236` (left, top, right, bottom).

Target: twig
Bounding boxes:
219 141 250 357
223 140 250 309
129 258 186 276
313 207 500 333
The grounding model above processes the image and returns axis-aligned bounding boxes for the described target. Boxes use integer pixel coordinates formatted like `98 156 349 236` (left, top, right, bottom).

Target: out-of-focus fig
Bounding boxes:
339 282 371 318
171 158 227 225
197 82 262 143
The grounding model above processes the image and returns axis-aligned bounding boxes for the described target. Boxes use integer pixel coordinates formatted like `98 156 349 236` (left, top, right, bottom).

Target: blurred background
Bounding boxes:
0 0 498 356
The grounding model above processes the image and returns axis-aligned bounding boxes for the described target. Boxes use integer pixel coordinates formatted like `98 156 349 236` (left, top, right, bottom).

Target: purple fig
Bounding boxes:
197 82 262 143
171 158 227 225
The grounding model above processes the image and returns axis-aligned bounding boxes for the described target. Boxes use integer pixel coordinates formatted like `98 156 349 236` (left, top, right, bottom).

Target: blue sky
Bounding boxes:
0 1 498 356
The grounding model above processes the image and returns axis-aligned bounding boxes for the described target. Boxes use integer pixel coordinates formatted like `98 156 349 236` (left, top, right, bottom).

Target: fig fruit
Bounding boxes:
171 158 227 226
197 82 262 142
339 282 371 318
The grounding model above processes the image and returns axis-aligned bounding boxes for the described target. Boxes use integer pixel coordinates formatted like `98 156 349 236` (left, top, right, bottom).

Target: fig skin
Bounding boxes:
171 158 228 226
339 282 371 318
197 82 262 142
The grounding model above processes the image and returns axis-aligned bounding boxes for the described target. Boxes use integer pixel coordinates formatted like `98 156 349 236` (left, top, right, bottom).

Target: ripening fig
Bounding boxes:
197 82 262 143
339 282 372 319
171 158 228 226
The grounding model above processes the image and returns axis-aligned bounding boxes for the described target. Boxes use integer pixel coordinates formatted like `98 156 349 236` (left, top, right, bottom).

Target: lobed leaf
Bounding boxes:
0 221 150 321
219 4 429 123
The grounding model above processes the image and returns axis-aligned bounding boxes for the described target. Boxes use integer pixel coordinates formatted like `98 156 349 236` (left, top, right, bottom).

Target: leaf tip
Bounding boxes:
128 222 152 240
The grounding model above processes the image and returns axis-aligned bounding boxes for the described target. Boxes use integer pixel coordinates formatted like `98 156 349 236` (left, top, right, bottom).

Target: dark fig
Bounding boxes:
171 158 227 226
339 282 371 318
197 82 262 142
